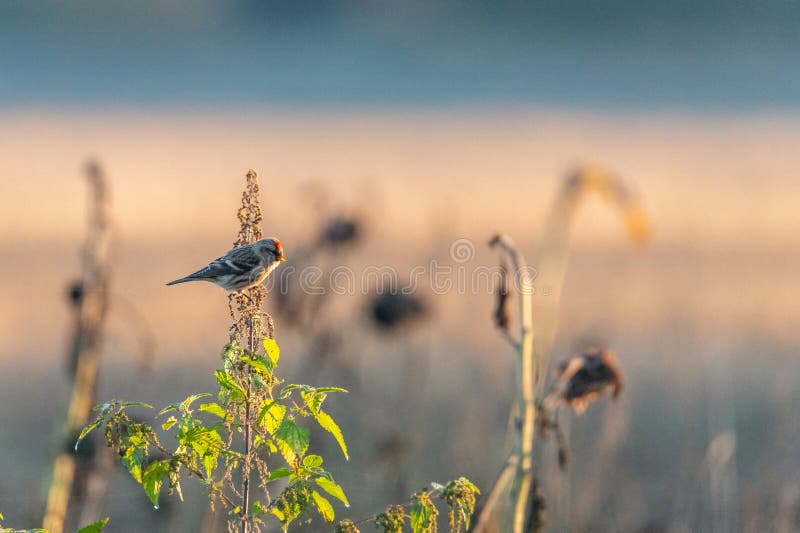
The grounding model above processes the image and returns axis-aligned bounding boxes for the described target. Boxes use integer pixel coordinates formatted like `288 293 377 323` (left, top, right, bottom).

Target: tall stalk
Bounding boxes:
487 235 535 533
43 162 111 533
228 169 268 533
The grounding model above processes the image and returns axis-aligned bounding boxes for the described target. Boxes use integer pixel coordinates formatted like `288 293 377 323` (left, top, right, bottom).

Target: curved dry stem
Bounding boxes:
486 234 535 533
532 164 651 393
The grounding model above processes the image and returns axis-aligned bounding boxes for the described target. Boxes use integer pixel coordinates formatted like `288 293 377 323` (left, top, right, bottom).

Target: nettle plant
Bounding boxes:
75 170 478 533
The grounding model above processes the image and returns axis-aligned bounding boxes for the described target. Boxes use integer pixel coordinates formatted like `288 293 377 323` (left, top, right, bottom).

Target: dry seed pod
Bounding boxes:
554 347 623 414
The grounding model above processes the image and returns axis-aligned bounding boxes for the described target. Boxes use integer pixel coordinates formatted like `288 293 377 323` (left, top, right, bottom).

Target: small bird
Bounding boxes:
166 238 286 292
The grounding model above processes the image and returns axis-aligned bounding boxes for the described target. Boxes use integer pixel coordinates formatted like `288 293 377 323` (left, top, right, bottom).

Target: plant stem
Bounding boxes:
487 235 536 533
241 312 255 533
44 163 111 533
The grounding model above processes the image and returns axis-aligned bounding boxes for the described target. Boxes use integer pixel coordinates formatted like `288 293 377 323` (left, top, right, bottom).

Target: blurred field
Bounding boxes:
1 110 799 532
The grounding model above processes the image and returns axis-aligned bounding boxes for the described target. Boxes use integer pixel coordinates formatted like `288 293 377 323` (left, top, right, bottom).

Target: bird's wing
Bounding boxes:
185 244 263 280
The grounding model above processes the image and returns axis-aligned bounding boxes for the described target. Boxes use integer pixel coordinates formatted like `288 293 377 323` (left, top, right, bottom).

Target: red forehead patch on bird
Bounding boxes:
274 240 283 251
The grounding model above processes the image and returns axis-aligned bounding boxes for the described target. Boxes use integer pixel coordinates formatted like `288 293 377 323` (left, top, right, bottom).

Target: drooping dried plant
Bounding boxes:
473 165 650 533
43 161 112 533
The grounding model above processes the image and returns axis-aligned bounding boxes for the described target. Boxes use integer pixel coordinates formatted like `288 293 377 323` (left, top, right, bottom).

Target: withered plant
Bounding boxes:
473 165 650 533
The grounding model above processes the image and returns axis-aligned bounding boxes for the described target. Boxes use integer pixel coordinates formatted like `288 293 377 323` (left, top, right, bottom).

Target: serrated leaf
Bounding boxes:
315 477 349 507
259 402 286 435
303 455 323 469
121 433 148 483
75 417 104 451
242 356 271 376
268 467 293 480
301 390 326 415
181 426 222 477
199 402 227 419
75 517 110 533
263 337 280 366
143 460 170 507
311 490 335 522
315 411 348 460
215 370 245 401
158 404 179 416
275 419 309 458
180 393 211 413
121 402 153 409
161 416 177 431
411 499 434 533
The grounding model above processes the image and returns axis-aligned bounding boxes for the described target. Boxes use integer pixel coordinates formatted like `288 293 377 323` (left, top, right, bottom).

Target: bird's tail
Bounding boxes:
166 276 196 286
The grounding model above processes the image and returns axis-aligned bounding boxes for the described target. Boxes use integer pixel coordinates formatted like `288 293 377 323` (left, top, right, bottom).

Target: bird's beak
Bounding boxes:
277 253 286 262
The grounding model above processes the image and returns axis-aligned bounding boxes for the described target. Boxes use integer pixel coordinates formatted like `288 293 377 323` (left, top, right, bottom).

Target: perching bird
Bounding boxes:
166 238 286 292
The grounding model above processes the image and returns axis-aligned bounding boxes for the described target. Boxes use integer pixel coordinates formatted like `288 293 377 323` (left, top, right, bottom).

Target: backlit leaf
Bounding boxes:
268 467 293 481
316 477 349 507
263 337 280 366
215 370 245 401
315 411 348 460
143 460 170 508
259 402 286 435
312 490 335 522
199 402 227 419
75 517 110 533
275 419 309 457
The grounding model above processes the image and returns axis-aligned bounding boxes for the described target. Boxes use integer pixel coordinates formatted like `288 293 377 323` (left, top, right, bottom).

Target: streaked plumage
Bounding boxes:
167 238 285 292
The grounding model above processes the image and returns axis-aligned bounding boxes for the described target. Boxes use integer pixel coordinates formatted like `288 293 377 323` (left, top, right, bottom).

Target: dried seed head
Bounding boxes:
554 347 623 414
319 215 360 247
368 292 427 331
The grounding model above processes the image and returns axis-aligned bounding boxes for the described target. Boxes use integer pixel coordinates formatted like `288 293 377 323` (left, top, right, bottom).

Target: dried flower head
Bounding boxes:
375 505 407 533
227 169 273 342
565 164 651 245
319 215 360 247
335 519 361 533
553 347 623 414
368 292 427 331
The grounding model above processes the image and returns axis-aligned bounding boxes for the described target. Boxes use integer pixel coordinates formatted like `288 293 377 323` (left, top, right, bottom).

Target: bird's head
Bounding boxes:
261 238 286 262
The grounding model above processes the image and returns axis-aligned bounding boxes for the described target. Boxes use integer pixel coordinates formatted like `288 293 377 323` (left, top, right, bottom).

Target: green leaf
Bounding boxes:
75 417 104 451
275 419 309 458
251 500 265 516
410 499 434 533
315 387 349 394
116 401 154 409
181 426 222 477
301 390 325 415
263 337 280 366
75 518 110 533
268 467 293 481
181 393 211 413
161 416 177 431
259 402 286 435
121 432 148 483
303 455 323 469
215 370 245 401
143 460 170 508
315 411 348 460
315 477 349 507
199 402 227 419
242 356 271 376
311 490 335 522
